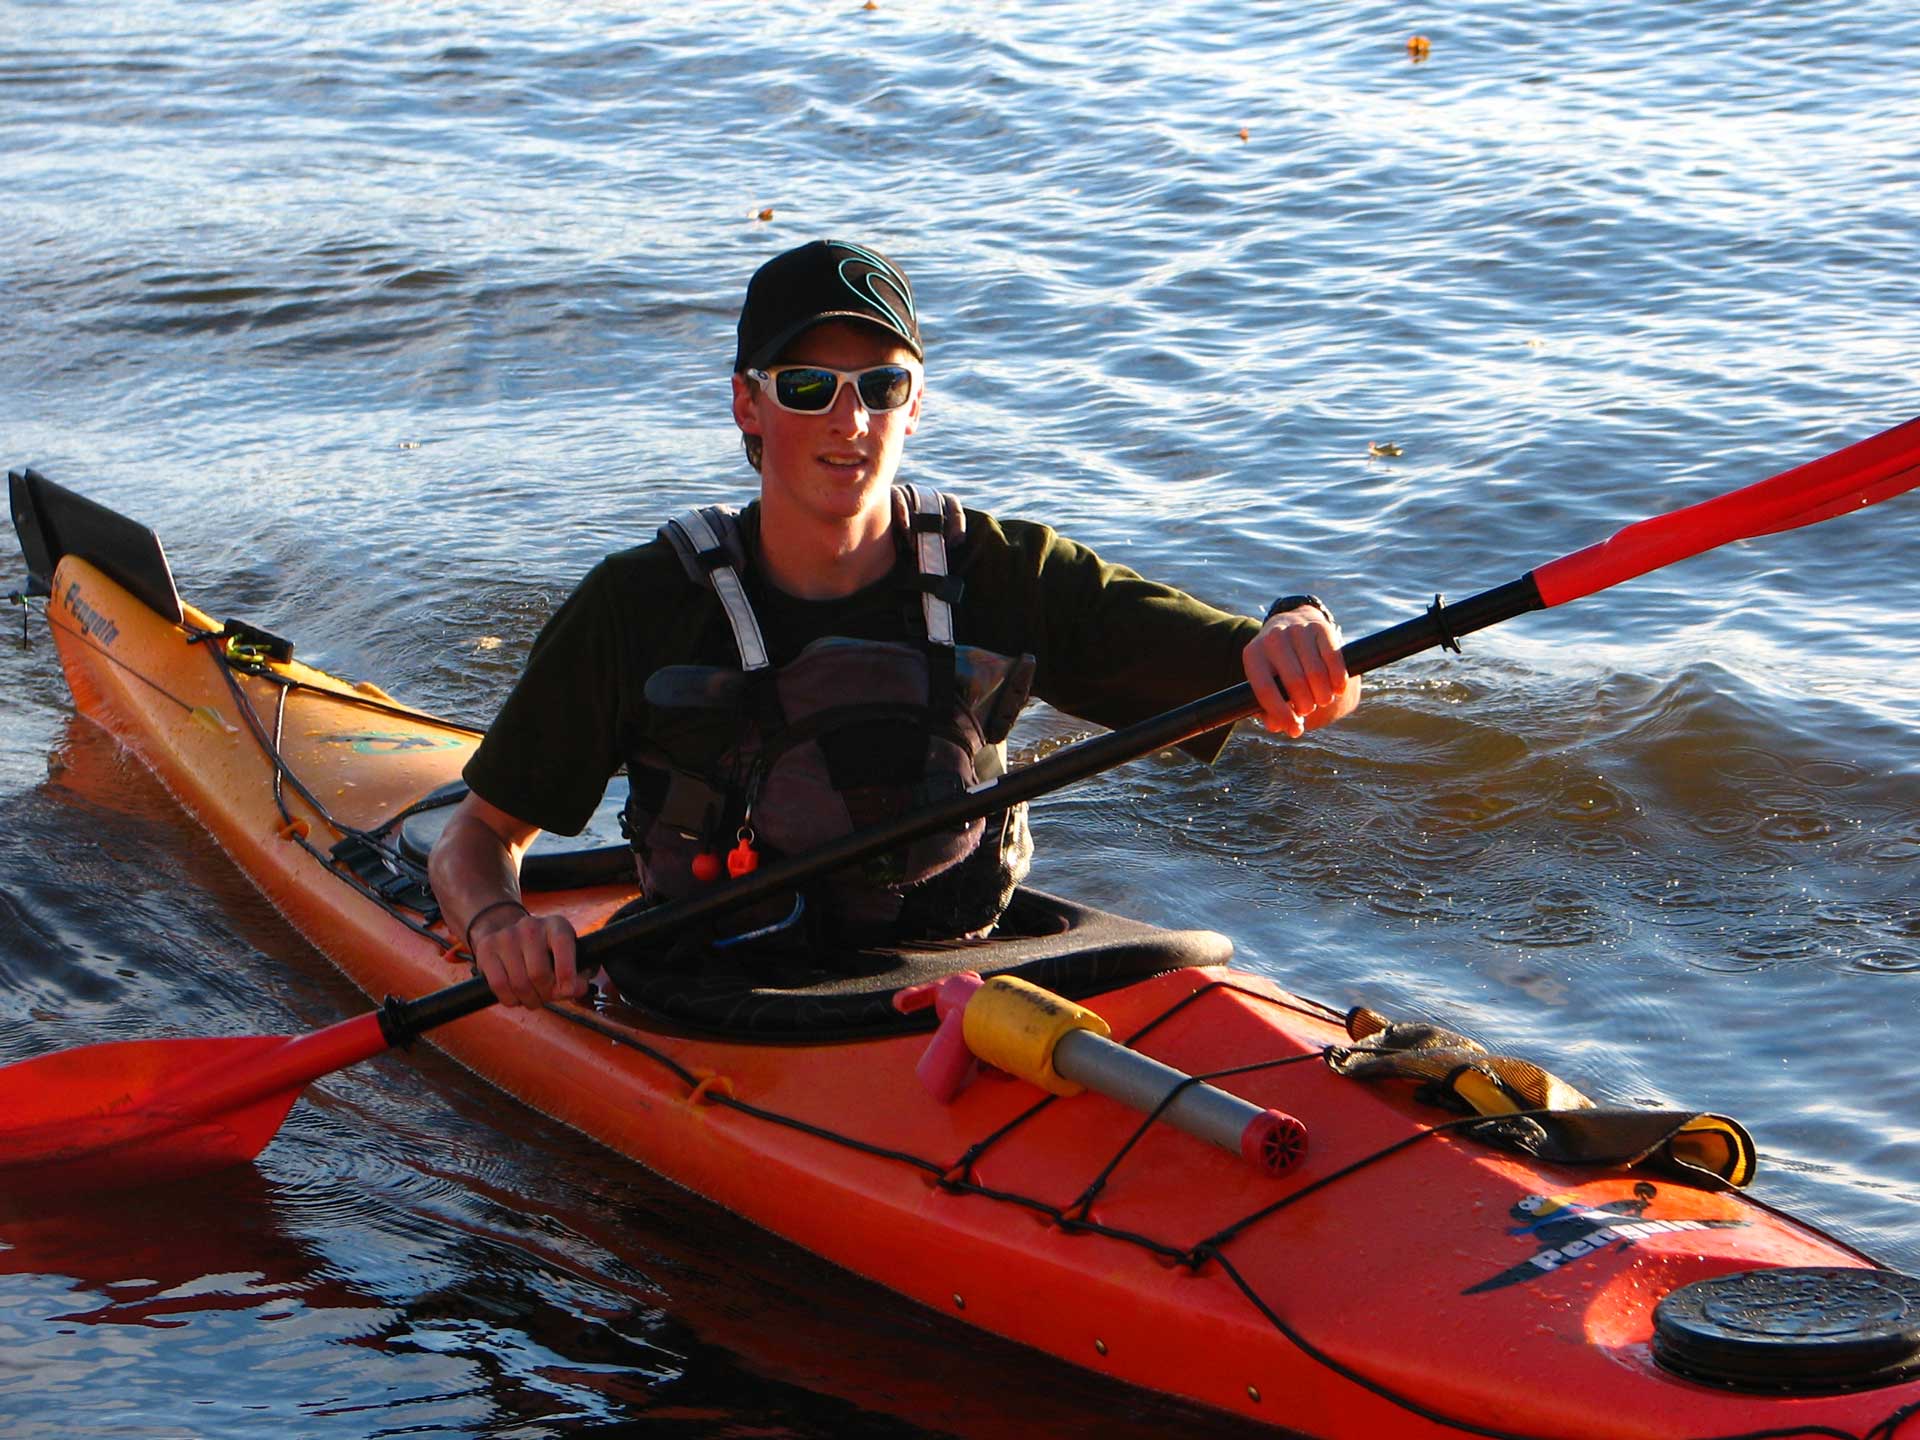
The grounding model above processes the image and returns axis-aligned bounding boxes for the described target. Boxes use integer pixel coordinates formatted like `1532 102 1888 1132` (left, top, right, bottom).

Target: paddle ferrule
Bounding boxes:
377 977 497 1048
1340 576 1545 677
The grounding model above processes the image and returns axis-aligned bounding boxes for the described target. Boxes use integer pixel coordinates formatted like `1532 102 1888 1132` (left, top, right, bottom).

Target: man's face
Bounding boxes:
732 319 922 529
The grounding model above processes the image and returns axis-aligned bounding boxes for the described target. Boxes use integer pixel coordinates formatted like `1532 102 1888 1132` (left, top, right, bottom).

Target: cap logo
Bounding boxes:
835 242 916 339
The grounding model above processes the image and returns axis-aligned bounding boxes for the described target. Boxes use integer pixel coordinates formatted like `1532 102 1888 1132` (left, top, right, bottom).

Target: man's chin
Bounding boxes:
766 472 892 526
816 467 889 509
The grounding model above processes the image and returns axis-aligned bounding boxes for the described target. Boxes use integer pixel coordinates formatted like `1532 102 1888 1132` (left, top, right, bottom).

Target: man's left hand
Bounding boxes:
1242 605 1361 738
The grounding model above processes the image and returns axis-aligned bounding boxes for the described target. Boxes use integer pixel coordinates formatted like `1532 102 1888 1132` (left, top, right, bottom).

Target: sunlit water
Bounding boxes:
3 2 1918 1435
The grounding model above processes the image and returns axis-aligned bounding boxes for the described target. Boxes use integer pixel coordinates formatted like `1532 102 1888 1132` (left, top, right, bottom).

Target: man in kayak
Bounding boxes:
430 239 1359 1007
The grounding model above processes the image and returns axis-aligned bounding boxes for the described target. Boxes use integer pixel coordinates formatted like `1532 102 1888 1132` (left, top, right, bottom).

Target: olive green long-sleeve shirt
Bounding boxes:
464 503 1261 835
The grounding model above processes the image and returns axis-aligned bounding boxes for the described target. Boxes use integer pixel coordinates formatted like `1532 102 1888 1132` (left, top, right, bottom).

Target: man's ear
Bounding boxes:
731 372 761 436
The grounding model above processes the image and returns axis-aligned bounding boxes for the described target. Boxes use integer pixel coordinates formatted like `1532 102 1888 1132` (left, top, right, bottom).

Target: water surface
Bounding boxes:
3 2 1918 1434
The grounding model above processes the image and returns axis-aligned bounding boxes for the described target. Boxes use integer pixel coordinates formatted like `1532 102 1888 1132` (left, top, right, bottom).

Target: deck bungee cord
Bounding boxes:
30 589 489 952
194 631 473 943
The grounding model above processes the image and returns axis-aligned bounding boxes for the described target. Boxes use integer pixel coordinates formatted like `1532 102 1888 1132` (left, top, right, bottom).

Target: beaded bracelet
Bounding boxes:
465 898 529 952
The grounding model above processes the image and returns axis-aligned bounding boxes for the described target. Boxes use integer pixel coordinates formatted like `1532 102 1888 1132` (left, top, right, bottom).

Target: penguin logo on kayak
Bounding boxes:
1464 1184 1747 1295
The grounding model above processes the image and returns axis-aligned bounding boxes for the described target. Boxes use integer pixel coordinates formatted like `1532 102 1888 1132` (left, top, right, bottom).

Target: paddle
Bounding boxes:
5 414 1917 1194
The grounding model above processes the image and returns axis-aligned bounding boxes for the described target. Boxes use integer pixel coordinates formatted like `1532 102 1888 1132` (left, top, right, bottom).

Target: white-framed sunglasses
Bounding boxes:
747 363 920 414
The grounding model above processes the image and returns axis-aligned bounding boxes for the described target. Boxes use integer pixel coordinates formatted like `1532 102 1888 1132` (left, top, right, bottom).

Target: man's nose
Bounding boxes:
827 381 871 433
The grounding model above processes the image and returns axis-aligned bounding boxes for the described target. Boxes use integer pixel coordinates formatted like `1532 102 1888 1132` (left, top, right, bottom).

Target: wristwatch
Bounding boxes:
1264 593 1334 626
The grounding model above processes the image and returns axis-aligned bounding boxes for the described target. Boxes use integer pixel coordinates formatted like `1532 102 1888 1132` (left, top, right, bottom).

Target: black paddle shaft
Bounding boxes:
377 573 1546 1046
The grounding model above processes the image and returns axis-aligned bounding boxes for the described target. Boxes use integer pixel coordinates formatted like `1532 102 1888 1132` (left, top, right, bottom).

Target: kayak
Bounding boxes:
14 469 1920 1440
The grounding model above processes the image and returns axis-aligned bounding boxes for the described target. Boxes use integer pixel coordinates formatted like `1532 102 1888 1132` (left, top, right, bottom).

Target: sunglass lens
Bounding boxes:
773 368 839 411
856 365 914 411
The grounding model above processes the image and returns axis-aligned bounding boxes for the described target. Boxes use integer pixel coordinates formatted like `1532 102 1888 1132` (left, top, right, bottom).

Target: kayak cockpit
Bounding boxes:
381 778 1231 1041
594 885 1233 1042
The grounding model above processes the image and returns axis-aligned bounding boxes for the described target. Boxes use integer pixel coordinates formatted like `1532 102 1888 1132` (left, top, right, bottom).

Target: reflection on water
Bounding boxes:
0 1059 1275 1440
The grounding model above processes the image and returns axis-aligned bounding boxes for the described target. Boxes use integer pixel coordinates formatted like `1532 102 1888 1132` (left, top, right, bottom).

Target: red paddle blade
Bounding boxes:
0 1013 391 1194
0 1035 302 1192
1533 415 1920 608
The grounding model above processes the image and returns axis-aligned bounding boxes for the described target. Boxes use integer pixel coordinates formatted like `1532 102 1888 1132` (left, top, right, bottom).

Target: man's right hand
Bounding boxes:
428 790 598 1009
467 903 588 1008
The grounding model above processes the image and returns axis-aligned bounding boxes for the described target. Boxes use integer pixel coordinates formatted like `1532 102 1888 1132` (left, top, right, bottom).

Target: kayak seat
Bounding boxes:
595 887 1233 1042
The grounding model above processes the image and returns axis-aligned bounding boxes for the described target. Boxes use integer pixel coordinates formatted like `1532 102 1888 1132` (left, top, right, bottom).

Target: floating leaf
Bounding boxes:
756 207 775 222
1368 441 1404 459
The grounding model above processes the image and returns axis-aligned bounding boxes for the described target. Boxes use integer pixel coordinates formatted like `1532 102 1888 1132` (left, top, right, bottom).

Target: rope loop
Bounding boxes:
686 1073 735 1106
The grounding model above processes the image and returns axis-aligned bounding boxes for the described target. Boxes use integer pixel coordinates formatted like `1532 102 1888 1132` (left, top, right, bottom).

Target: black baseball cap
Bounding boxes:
733 239 923 373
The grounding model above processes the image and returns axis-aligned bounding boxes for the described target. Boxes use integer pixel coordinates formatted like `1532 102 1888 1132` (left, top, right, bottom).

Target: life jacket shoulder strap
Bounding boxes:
893 484 963 649
660 489 964 671
662 504 770 672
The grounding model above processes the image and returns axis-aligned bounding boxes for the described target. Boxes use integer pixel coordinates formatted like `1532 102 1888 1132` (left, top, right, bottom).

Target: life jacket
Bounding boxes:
622 485 1035 948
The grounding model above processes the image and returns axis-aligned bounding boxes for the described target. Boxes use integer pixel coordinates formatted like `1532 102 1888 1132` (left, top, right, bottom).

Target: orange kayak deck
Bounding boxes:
37 551 1920 1440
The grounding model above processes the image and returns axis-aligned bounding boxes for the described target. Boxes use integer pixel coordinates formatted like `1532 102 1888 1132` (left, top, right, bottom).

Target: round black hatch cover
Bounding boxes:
1653 1267 1920 1393
398 778 632 890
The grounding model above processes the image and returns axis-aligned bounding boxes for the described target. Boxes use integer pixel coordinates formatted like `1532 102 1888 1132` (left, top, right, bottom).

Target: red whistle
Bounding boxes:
726 836 760 877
